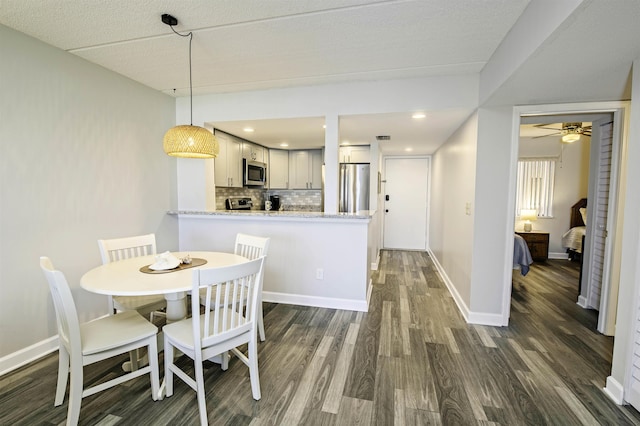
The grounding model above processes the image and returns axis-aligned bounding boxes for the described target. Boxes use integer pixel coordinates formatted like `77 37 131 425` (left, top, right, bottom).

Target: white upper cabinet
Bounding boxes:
214 132 242 187
242 142 265 163
289 149 323 189
339 145 370 163
269 149 289 189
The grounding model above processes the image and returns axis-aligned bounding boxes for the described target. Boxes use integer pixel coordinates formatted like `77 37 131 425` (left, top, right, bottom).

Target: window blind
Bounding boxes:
516 159 555 217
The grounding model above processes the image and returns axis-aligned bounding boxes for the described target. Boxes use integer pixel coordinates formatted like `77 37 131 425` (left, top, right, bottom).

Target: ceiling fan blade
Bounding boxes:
533 132 561 139
533 124 563 130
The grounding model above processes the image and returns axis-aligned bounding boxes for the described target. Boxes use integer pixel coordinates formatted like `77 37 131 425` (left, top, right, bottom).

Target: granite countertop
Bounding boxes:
167 209 374 219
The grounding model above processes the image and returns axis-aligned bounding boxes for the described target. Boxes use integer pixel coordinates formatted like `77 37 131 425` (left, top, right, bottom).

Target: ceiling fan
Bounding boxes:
533 122 592 142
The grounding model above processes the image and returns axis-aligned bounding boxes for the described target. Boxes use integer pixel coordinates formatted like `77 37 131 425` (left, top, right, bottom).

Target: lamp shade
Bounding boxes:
520 209 538 222
163 125 220 158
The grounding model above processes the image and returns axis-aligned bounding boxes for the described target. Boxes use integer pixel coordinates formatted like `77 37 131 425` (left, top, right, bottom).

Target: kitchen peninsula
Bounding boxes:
169 209 380 312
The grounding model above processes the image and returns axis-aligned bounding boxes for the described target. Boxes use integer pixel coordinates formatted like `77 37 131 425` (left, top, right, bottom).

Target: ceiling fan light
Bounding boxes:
163 125 220 158
562 133 581 143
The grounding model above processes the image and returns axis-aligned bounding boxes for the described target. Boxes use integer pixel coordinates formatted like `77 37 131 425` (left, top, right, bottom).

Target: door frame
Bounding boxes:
503 102 630 329
381 155 431 250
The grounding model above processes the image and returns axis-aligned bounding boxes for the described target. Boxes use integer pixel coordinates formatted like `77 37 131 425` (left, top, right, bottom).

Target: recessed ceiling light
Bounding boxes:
405 147 413 152
323 125 326 129
243 127 254 133
412 113 426 119
280 142 289 147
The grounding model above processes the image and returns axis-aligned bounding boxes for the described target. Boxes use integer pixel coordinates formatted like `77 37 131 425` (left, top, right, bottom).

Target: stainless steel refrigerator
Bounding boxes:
339 163 370 213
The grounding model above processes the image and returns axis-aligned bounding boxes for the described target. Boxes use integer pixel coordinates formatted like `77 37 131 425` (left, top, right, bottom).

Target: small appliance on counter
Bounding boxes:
269 195 281 211
225 197 253 211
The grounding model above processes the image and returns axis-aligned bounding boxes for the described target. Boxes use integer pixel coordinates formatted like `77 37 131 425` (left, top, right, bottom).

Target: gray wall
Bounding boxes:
0 25 178 361
429 112 478 309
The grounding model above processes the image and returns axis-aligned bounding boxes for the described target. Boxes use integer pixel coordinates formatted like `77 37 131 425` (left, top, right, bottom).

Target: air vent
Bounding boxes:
376 135 391 141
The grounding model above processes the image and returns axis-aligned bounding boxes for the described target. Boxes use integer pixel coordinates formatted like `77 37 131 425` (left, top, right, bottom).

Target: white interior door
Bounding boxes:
383 157 429 250
583 121 613 311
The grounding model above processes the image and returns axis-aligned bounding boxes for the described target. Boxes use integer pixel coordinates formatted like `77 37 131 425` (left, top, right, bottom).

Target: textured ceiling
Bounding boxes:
0 0 530 96
0 0 531 153
8 1 636 154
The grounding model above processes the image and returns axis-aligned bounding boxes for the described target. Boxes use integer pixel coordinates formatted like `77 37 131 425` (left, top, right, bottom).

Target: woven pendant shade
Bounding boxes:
163 125 219 158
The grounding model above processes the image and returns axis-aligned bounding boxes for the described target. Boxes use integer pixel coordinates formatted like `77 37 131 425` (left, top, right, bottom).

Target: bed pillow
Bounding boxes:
579 207 587 226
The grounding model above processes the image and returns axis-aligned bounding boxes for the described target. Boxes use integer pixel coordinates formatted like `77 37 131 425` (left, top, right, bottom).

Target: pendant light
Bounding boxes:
162 14 219 158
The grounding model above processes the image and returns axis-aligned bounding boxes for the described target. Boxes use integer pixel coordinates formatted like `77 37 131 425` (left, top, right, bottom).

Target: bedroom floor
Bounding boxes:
2 253 640 425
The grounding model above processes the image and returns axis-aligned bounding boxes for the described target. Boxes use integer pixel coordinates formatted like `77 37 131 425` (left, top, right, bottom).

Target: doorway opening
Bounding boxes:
504 102 629 335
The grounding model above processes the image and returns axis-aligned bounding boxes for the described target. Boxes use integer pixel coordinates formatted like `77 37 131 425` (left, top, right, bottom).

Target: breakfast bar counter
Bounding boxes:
168 210 374 221
169 209 381 312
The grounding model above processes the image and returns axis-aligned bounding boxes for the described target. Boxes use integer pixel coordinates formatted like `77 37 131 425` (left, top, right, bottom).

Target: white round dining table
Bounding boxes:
80 251 249 322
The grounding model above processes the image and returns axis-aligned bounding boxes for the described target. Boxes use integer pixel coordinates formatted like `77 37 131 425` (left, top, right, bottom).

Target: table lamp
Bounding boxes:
520 209 537 232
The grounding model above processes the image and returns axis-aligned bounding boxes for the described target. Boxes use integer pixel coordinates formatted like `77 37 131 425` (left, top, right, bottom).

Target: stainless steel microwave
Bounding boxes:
243 159 267 186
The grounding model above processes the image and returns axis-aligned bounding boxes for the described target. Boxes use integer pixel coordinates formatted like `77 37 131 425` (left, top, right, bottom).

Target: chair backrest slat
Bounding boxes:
191 257 265 350
40 257 82 356
235 234 270 260
98 233 156 264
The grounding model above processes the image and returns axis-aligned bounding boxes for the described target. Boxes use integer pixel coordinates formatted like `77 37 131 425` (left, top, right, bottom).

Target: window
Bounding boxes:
515 159 556 217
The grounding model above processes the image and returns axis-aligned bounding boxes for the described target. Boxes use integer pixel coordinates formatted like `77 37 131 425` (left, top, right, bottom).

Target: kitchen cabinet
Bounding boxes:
289 149 323 189
242 142 265 163
516 231 549 262
339 146 370 163
214 132 242 187
269 149 289 189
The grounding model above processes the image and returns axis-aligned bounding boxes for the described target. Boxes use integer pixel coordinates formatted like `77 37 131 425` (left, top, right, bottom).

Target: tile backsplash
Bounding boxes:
215 187 322 211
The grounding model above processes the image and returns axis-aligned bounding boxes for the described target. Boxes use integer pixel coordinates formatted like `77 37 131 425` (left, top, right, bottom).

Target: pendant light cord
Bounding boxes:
169 25 194 126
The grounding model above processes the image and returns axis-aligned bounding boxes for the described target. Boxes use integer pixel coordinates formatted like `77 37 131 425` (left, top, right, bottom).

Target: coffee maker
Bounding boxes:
269 195 281 211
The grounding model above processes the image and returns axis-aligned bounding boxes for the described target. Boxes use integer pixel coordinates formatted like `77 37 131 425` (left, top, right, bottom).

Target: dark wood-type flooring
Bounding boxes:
2 251 640 425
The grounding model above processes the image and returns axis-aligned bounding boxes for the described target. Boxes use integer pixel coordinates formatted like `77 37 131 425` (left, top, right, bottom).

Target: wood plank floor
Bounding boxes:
2 250 640 425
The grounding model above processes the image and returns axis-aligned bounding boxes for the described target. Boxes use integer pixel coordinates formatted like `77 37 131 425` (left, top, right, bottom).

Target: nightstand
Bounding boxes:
516 231 549 262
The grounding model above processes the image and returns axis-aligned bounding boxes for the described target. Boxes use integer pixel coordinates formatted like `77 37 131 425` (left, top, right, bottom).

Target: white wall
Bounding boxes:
610 60 640 400
177 215 370 311
429 113 478 310
470 106 515 324
0 25 177 367
176 75 479 212
517 136 590 255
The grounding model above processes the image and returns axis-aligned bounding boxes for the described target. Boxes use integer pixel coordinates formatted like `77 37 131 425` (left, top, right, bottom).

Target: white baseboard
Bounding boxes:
0 335 58 377
427 249 508 326
427 249 470 322
603 376 624 404
577 296 588 308
468 312 507 326
366 278 373 309
549 252 569 260
262 291 368 312
371 251 380 271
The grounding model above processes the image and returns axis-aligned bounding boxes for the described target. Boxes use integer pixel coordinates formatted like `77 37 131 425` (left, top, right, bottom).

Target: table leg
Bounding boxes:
164 291 187 322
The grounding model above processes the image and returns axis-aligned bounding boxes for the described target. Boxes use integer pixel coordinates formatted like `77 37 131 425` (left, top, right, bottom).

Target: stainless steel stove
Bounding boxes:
225 197 253 210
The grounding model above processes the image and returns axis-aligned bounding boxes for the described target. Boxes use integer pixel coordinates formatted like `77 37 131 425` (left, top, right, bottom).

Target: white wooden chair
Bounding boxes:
200 233 270 341
97 233 166 321
40 257 160 426
164 257 265 426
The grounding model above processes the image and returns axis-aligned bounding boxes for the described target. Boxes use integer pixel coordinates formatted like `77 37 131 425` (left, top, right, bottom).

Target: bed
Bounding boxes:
514 234 533 276
562 198 587 261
